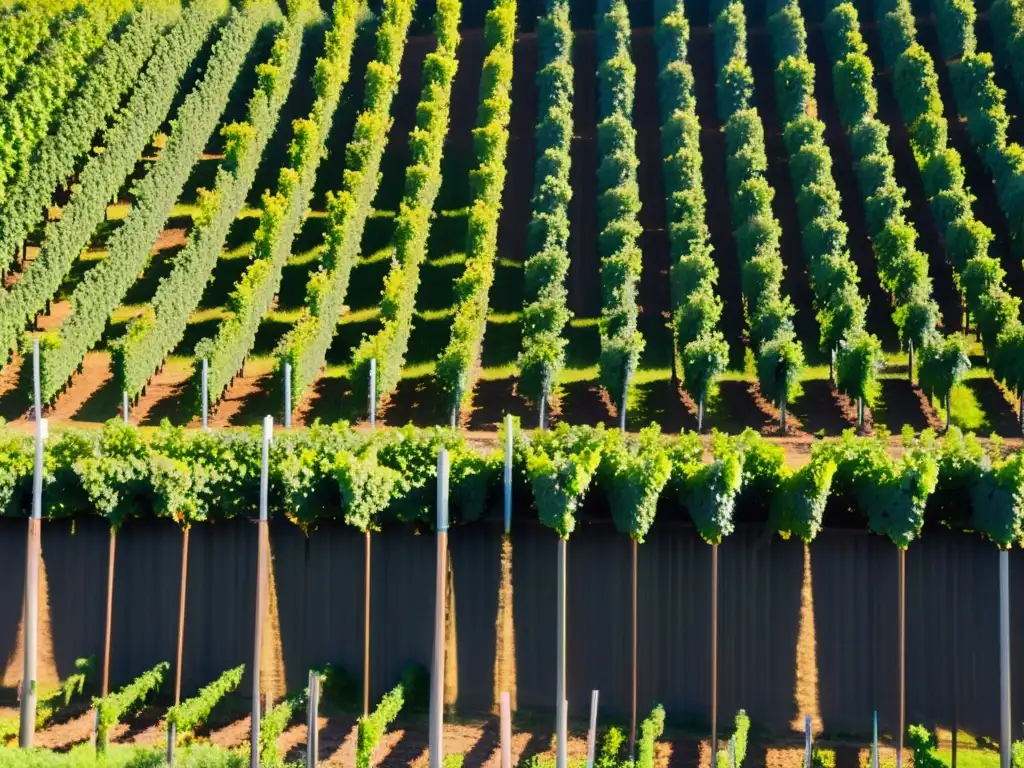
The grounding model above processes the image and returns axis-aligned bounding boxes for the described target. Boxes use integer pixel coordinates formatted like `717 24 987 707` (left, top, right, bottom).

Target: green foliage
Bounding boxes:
673 432 743 544
521 423 604 539
259 692 304 768
757 332 805 409
95 662 169 751
333 449 401 532
637 704 666 768
770 450 837 542
594 0 644 408
595 726 625 768
348 0 461 411
918 335 972 407
0 2 222 360
275 0 414 409
600 426 672 542
166 665 245 742
40 5 278 403
437 0 516 418
196 0 363 413
356 684 404 768
907 725 943 768
716 710 751 768
0 6 171 274
117 15 303 399
837 332 883 404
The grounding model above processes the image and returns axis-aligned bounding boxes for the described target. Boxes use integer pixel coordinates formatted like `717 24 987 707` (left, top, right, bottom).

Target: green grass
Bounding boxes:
935 747 1000 768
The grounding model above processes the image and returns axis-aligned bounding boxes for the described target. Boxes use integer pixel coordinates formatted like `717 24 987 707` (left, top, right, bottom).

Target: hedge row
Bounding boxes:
594 0 645 411
0 5 173 277
2 418 1023 550
36 4 275 404
347 0 463 412
767 0 882 413
990 0 1024 100
436 0 517 422
114 15 305 401
166 664 244 743
0 5 54 99
713 0 804 426
0 1 224 363
823 3 940 378
875 0 1024 413
193 0 363 413
653 0 726 427
0 1 132 205
275 0 416 412
517 0 574 412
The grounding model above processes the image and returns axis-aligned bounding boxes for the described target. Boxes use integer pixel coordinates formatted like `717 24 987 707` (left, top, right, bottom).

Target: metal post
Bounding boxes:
710 543 719 764
500 691 512 768
619 386 627 432
307 671 320 768
730 736 736 768
872 711 878 768
629 538 638 757
1000 549 1011 768
556 536 568 768
19 340 44 747
539 392 546 431
369 359 376 430
804 714 812 768
363 529 371 717
202 359 209 430
430 449 450 768
122 391 129 424
586 690 599 768
284 362 291 429
504 415 512 535
897 549 906 768
251 416 273 768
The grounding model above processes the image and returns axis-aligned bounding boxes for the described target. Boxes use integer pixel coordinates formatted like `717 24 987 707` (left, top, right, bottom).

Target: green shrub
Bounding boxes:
637 704 666 768
95 662 169 751
166 665 245 743
356 684 405 768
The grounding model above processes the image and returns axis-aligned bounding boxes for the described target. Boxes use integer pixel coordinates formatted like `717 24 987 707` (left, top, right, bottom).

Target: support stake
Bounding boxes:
629 538 638 757
169 524 191 767
897 549 906 768
202 359 209 430
500 691 512 768
284 363 291 429
586 690 599 768
307 671 320 768
804 714 812 768
1000 549 1011 768
504 415 513 535
369 359 376 430
710 543 719 765
251 416 273 768
122 391 129 424
556 536 568 768
429 449 450 768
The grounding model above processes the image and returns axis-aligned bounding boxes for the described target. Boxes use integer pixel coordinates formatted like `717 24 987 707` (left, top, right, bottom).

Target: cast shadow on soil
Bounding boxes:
966 378 1020 437
789 380 850 436
467 378 532 431
460 719 501 766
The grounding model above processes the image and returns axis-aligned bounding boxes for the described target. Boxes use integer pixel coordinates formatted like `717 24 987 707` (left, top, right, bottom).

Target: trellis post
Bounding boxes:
586 690 599 768
283 362 292 429
364 360 376 717
504 415 512 534
19 340 44 747
307 671 320 768
201 358 209 430
500 691 512 768
556 535 568 768
1000 549 1011 768
429 449 450 768
250 416 273 768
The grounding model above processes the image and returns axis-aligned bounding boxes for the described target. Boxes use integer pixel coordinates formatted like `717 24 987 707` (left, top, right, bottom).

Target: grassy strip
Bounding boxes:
193 0 363 411
347 0 463 409
435 0 517 421
275 0 416 410
37 3 277 404
0 5 177 275
114 12 304 400
0 0 226 362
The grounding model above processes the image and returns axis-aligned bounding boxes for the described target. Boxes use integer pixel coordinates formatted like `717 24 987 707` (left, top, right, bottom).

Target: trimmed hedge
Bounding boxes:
0 1 224 363
36 4 276 404
193 0 362 413
166 665 245 743
347 0 463 412
435 0 517 422
517 0 575 411
356 684 404 768
274 0 416 413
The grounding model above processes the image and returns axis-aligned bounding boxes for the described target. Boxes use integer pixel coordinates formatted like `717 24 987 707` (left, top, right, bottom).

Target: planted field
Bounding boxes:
0 0 1019 440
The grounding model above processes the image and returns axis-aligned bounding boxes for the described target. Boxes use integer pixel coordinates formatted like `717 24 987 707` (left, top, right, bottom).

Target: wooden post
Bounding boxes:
19 340 44 747
430 449 450 768
284 362 291 429
1000 549 1011 768
629 538 638 757
307 671 320 768
500 691 512 768
586 690 599 768
710 543 719 765
251 416 273 768
556 536 568 768
897 549 906 768
201 359 209 430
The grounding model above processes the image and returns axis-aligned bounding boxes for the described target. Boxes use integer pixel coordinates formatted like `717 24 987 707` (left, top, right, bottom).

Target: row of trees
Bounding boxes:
193 0 363 412
346 0 463 412
0 1 132 204
595 0 645 417
990 0 1024 102
823 3 940 383
0 1 224 363
0 5 173 278
435 0 517 424
115 13 305 401
517 0 574 421
0 3 52 99
767 0 881 426
36 3 277 404
2 418 1022 551
714 0 804 431
274 0 416 413
873 0 1023 423
653 0 727 431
